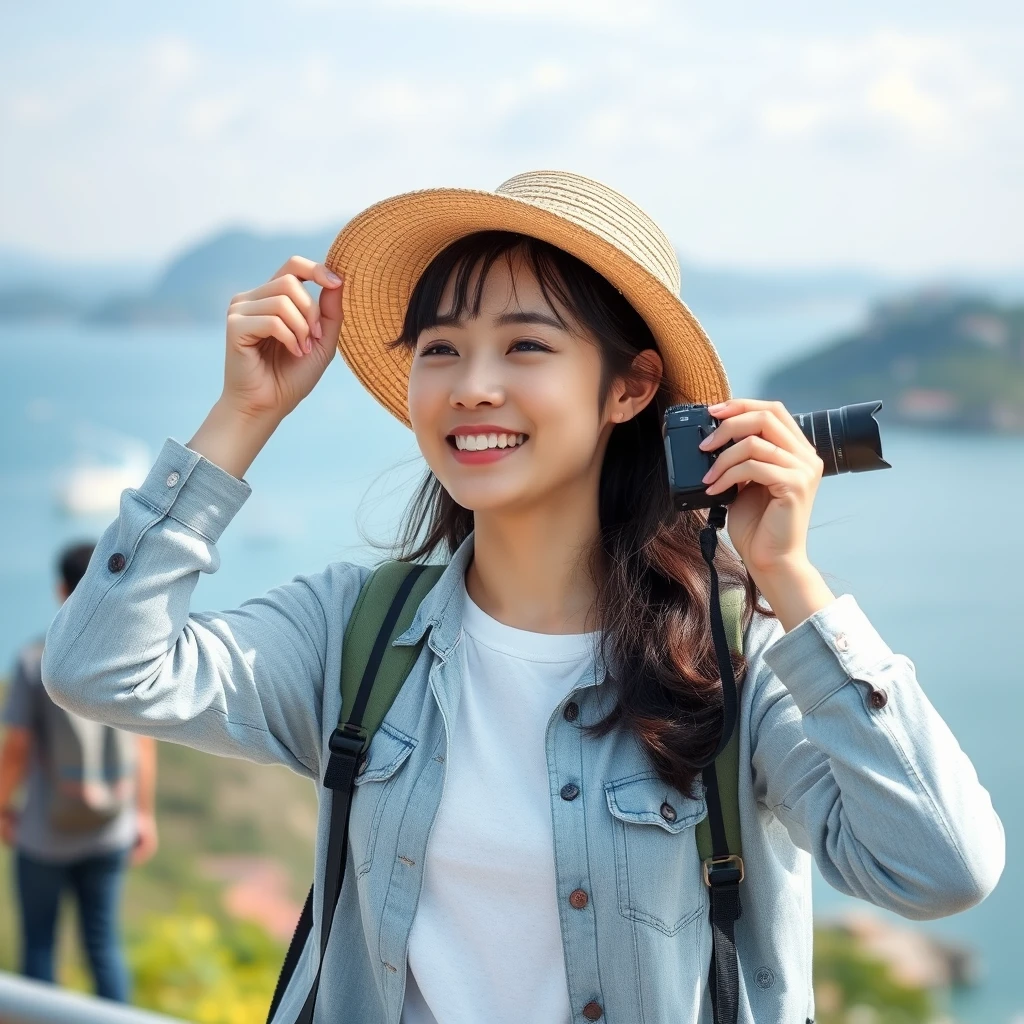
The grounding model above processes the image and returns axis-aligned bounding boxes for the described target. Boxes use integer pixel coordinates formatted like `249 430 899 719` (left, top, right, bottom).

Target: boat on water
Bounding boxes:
56 435 151 517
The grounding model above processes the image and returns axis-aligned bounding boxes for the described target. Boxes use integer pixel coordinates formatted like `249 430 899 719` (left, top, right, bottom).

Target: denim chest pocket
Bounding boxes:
349 722 417 877
604 772 709 936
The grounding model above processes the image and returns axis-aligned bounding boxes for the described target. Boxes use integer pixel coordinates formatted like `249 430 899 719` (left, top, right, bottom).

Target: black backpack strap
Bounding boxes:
267 561 442 1024
699 507 748 1024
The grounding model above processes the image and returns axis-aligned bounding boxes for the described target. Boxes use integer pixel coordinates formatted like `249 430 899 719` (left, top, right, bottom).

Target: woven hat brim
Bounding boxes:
325 187 731 428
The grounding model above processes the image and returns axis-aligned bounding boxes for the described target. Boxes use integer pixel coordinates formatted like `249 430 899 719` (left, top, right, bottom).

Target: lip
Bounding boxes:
445 425 530 465
447 424 525 437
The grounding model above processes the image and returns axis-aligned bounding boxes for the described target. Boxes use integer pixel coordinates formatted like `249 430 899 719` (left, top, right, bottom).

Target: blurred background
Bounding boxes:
0 2 1021 1022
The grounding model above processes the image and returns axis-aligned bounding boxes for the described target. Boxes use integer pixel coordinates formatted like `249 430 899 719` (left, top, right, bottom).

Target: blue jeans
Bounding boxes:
14 847 131 1002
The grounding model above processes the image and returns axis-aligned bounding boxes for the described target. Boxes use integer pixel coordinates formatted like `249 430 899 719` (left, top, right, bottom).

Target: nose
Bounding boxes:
449 355 506 411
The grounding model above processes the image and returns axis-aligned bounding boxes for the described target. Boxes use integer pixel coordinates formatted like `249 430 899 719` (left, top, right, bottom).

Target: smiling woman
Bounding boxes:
38 170 1003 1024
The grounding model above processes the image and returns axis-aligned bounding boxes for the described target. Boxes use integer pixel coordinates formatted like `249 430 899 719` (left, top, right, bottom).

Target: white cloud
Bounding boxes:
148 36 198 90
867 70 949 142
0 12 1020 273
759 30 1011 150
183 92 246 141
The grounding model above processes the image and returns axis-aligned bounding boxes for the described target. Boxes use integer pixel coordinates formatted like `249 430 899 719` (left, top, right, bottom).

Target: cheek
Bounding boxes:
407 364 441 428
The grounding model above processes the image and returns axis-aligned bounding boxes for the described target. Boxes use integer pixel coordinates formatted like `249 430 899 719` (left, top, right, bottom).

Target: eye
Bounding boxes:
419 341 457 357
509 338 550 353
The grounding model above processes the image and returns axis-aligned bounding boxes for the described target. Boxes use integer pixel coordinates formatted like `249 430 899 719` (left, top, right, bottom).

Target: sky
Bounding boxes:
1 0 1021 275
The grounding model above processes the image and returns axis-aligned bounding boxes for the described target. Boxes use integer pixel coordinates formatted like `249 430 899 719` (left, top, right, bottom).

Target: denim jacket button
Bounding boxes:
107 553 126 573
869 688 889 709
582 1001 603 1020
560 783 580 801
660 801 677 823
165 471 180 488
569 888 589 910
563 701 580 723
834 632 850 651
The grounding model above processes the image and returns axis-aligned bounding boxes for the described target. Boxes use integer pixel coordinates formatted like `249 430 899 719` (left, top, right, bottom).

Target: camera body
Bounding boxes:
664 398 890 510
663 403 739 511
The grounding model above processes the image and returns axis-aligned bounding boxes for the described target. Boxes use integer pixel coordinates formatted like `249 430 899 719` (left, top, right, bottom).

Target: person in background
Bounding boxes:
0 541 158 1002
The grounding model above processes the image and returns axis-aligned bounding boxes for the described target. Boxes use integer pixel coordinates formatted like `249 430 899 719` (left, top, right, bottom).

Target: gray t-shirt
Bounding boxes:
3 637 137 863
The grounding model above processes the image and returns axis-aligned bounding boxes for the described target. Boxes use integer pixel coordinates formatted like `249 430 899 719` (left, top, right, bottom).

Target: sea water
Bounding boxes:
1 316 1021 1021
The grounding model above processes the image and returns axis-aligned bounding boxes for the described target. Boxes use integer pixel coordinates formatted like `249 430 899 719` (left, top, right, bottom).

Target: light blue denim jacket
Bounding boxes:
42 438 1005 1024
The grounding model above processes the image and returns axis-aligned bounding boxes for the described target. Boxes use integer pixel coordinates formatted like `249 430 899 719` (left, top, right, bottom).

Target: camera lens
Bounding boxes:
792 400 891 476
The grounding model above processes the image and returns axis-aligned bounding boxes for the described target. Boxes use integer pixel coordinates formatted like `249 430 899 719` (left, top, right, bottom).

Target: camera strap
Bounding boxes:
698 503 744 1024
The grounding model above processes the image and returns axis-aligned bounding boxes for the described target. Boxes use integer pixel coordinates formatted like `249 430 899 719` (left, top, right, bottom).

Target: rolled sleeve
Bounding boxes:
762 593 896 715
134 438 252 543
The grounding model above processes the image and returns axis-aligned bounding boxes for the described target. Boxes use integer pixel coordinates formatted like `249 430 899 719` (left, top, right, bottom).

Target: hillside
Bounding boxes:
760 291 1024 432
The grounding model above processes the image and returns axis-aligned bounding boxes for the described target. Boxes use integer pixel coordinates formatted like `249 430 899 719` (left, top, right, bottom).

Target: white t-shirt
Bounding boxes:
401 590 601 1024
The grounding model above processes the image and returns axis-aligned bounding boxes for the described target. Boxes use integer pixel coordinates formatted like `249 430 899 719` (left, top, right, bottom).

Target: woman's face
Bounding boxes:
407 252 624 515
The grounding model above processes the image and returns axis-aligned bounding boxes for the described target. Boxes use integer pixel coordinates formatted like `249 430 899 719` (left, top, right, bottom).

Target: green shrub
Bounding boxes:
128 908 284 1024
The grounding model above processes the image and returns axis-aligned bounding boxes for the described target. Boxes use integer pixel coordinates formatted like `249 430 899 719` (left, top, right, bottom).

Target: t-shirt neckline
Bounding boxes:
461 590 600 663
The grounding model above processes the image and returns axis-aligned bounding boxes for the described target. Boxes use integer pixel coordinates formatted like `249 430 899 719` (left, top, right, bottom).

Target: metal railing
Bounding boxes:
0 971 188 1024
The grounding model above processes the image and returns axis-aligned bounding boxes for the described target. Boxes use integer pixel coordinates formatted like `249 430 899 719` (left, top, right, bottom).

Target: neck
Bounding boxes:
465 492 603 635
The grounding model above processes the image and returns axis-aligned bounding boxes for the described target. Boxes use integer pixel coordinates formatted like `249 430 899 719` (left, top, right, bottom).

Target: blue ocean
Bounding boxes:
1 310 1021 1022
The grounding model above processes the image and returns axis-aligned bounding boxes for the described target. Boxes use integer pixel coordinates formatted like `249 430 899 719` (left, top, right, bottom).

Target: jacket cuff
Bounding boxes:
132 438 252 543
761 593 896 715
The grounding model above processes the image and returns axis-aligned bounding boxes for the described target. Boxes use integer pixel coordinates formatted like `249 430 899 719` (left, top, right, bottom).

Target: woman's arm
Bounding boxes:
44 256 353 776
42 436 368 779
748 595 1005 919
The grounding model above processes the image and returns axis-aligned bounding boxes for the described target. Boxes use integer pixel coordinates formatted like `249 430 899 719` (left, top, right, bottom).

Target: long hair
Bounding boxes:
387 230 773 798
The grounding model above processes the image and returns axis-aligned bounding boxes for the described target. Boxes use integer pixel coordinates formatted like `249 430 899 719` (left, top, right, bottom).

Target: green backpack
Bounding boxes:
269 561 745 1024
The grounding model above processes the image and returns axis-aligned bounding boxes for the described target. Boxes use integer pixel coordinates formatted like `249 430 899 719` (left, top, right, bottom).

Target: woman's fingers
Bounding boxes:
708 399 815 452
705 456 808 497
318 273 344 350
268 255 343 290
703 435 800 492
227 312 302 360
230 296 313 353
230 273 327 343
701 405 815 458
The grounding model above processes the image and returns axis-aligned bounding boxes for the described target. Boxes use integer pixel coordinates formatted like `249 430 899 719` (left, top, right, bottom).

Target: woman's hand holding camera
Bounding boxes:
698 398 836 631
188 256 343 480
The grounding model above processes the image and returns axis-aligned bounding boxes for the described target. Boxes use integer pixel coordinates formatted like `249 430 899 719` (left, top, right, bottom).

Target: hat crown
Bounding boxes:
494 170 682 297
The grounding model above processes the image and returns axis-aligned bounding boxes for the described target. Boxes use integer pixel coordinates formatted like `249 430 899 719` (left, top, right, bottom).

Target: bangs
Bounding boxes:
390 232 586 350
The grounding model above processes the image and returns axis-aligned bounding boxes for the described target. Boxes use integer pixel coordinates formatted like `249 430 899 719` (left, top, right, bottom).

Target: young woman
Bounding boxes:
43 171 1003 1024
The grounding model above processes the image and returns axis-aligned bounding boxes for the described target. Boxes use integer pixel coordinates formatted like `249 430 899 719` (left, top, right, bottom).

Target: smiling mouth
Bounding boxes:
446 432 529 452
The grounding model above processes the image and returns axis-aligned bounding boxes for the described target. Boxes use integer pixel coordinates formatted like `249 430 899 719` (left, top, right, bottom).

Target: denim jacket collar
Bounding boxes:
393 531 476 661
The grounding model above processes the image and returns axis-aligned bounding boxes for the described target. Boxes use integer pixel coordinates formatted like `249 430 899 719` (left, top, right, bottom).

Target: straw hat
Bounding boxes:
325 170 730 427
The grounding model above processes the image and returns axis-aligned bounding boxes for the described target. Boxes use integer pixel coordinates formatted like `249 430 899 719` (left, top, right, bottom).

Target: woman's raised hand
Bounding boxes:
222 256 344 421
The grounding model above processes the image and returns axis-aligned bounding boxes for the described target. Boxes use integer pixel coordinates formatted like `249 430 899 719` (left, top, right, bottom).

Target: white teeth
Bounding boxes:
454 432 527 451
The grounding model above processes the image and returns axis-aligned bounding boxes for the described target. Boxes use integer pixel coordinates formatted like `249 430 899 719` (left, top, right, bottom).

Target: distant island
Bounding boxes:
760 291 1024 433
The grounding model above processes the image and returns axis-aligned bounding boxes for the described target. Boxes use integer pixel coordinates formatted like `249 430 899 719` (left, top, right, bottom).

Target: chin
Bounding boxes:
443 483 528 513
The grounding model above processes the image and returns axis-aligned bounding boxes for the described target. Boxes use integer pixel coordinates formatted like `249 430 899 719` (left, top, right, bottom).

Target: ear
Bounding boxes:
608 348 663 424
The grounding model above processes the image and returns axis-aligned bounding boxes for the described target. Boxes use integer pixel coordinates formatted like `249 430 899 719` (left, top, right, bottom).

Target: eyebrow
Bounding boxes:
430 309 567 330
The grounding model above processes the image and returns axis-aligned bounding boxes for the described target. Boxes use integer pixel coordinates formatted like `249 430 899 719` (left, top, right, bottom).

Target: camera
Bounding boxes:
664 400 891 511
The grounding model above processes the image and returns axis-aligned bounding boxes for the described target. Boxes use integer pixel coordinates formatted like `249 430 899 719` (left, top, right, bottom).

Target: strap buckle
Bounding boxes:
703 854 745 887
328 723 367 757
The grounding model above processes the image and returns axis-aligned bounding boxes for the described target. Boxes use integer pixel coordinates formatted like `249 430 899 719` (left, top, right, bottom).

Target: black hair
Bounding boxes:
58 541 96 595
